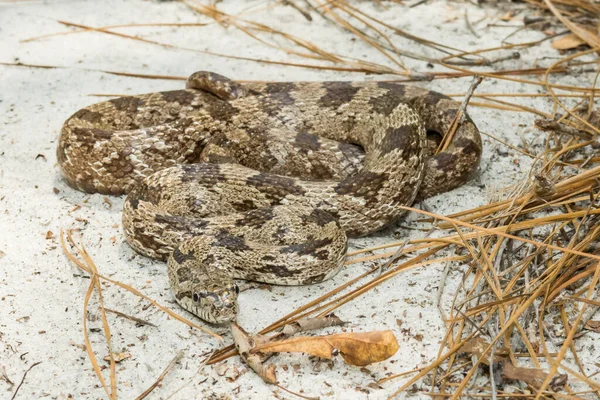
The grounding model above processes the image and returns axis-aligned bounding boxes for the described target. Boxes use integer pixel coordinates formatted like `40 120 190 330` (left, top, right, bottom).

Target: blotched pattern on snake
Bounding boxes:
57 71 482 323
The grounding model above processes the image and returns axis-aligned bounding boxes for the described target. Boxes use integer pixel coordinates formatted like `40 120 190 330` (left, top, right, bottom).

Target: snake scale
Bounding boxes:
57 71 482 323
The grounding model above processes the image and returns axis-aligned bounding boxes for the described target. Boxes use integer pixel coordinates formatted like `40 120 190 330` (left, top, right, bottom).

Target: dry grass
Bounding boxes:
45 0 600 397
61 230 220 398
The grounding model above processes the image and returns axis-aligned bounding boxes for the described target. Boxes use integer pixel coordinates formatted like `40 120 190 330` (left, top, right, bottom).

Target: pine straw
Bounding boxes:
60 230 220 398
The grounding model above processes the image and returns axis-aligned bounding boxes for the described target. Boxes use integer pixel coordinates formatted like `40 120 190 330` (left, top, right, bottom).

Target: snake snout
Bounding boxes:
191 285 239 324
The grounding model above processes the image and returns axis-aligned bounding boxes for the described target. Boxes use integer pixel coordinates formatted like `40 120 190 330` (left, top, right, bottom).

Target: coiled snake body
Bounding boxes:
57 72 481 323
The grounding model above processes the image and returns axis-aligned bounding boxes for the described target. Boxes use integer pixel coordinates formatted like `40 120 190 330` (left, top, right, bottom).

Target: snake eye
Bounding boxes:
193 293 200 303
235 285 240 294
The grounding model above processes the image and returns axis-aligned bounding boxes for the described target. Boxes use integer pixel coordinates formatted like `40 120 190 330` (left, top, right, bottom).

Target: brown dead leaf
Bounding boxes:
280 314 344 336
104 352 131 363
503 362 567 391
552 33 586 50
231 323 277 384
502 362 546 387
253 330 398 366
585 320 600 332
460 338 567 391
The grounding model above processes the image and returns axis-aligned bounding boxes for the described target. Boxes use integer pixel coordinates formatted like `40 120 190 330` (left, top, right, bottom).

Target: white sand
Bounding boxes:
1 1 595 399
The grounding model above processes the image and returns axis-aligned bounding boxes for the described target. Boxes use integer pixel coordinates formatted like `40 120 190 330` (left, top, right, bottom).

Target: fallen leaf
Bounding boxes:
280 314 344 336
503 362 567 391
460 338 567 391
104 352 131 363
231 323 277 384
585 320 600 332
502 362 547 387
552 33 586 50
253 330 399 366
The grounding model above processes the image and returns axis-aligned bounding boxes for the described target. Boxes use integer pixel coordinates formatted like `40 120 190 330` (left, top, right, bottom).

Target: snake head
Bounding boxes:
191 284 239 324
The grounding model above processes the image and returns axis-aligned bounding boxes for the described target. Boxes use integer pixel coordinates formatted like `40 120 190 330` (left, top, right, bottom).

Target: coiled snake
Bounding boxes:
57 71 481 323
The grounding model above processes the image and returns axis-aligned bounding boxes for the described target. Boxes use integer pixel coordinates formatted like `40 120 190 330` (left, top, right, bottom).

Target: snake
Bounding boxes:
57 71 482 323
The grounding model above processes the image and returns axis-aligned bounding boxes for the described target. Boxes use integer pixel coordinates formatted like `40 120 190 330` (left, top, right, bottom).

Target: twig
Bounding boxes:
489 342 497 400
105 308 157 327
459 75 485 123
437 75 484 153
136 350 185 400
275 383 320 399
282 0 312 21
436 261 452 321
10 362 41 400
567 295 600 333
535 118 594 140
377 239 408 276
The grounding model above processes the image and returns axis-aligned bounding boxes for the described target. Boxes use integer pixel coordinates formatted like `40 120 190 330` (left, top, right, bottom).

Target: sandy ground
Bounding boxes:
0 0 596 399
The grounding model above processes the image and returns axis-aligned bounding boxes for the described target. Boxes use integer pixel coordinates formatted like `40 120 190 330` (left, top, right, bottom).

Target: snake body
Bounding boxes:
57 72 481 323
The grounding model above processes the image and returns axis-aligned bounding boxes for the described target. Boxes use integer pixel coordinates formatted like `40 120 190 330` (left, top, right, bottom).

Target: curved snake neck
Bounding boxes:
57 71 482 323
